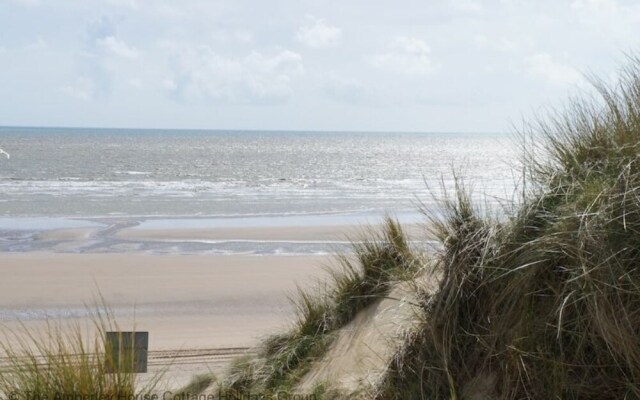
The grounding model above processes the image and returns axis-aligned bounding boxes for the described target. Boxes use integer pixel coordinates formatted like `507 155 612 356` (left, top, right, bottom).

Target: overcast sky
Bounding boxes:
0 0 639 132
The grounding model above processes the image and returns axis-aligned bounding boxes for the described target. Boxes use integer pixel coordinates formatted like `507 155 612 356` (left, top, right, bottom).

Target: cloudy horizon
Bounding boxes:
1 0 639 132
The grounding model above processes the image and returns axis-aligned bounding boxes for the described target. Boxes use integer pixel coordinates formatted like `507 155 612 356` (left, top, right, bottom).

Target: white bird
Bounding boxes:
0 147 9 160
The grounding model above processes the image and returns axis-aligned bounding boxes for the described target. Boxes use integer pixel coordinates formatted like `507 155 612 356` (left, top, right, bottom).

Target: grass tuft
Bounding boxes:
0 306 163 399
219 217 422 395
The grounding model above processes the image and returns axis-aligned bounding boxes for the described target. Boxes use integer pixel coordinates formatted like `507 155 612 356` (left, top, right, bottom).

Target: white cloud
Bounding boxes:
97 36 139 59
166 47 304 103
128 78 142 88
527 53 584 85
25 37 47 52
371 36 436 75
571 0 640 24
208 29 254 45
9 0 40 6
106 0 139 8
296 17 342 48
324 76 370 105
162 78 177 91
234 31 254 44
61 77 95 100
572 0 619 16
473 34 517 52
451 0 483 12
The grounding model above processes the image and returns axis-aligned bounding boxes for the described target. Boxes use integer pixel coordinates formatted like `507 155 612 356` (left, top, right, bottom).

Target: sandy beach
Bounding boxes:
117 224 367 242
0 252 331 387
0 253 330 344
117 221 426 242
0 218 430 388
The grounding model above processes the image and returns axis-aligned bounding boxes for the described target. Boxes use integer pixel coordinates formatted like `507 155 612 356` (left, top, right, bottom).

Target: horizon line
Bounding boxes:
0 124 507 135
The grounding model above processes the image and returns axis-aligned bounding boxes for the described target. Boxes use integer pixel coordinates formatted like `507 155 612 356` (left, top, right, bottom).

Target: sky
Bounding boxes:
0 0 639 132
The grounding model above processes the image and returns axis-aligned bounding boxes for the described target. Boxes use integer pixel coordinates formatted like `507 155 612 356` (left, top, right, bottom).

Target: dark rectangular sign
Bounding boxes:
105 331 149 373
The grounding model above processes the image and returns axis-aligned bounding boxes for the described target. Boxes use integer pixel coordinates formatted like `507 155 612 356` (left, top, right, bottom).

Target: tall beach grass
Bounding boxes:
220 217 423 395
377 57 640 399
0 305 163 399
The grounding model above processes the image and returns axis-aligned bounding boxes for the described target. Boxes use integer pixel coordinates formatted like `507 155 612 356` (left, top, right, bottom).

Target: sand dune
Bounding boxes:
296 275 439 395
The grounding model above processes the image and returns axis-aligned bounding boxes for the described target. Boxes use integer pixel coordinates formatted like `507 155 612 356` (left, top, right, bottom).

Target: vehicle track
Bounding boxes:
148 346 253 368
0 346 254 371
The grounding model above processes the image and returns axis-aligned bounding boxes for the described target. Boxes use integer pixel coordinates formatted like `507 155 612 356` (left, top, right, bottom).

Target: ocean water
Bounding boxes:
0 127 517 217
0 127 518 254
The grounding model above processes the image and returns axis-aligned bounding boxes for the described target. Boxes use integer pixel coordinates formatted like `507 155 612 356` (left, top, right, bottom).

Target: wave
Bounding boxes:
114 170 151 176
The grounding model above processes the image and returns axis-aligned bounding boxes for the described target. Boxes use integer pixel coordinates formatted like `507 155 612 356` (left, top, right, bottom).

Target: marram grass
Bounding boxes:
219 217 423 395
0 305 163 399
377 57 640 399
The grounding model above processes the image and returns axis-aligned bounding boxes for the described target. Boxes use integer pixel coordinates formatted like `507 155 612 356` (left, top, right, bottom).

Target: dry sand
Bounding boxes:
0 252 331 388
297 274 440 395
0 253 330 348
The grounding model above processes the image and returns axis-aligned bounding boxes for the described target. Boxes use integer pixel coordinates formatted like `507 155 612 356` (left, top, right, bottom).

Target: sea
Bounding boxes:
0 127 518 255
